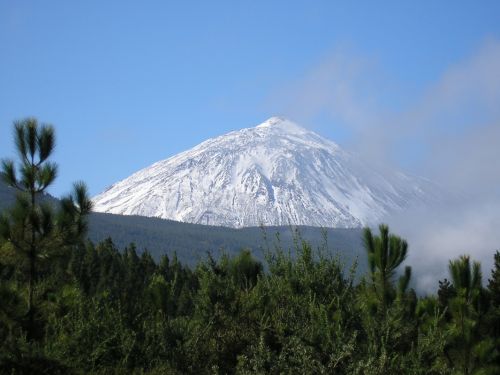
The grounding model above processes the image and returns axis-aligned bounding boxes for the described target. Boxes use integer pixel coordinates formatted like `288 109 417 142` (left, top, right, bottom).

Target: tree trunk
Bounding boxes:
27 246 35 340
27 171 36 341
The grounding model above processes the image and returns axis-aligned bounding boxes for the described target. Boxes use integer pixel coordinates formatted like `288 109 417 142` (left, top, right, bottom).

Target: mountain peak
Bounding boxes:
257 116 286 127
93 117 438 228
255 116 306 134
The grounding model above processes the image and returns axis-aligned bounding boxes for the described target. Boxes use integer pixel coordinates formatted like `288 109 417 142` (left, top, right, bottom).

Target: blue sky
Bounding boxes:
1 1 500 197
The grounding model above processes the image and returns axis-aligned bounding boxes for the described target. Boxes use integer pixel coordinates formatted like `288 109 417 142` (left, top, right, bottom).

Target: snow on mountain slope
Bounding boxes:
92 117 438 228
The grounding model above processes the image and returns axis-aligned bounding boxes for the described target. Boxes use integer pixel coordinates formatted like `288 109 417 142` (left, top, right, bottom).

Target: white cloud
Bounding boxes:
269 40 500 291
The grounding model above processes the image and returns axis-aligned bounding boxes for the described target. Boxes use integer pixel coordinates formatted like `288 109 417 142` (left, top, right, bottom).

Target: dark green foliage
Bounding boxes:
485 251 500 368
439 255 499 374
2 223 500 373
487 251 500 335
87 211 366 270
438 278 456 316
489 251 500 305
363 224 410 313
0 118 92 343
356 225 424 374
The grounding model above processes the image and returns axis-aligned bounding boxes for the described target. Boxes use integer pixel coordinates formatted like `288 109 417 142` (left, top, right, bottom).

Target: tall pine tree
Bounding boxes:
0 118 92 340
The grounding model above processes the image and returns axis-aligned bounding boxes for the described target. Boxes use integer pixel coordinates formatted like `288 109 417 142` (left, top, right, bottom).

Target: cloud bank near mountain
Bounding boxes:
269 40 500 290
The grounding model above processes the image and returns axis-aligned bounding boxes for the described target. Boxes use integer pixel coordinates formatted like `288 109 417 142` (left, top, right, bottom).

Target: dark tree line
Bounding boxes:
0 119 499 374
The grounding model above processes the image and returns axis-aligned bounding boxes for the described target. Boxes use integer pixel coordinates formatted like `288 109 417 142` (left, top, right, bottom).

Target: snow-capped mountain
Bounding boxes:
92 117 438 228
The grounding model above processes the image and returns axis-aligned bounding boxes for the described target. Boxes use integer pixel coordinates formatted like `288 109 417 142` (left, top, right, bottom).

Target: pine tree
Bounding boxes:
486 251 500 356
488 251 500 311
363 224 410 312
0 118 92 340
447 255 485 375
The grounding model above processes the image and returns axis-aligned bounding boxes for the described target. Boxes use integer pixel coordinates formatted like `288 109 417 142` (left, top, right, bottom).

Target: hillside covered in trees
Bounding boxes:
1 120 499 374
1 181 365 269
